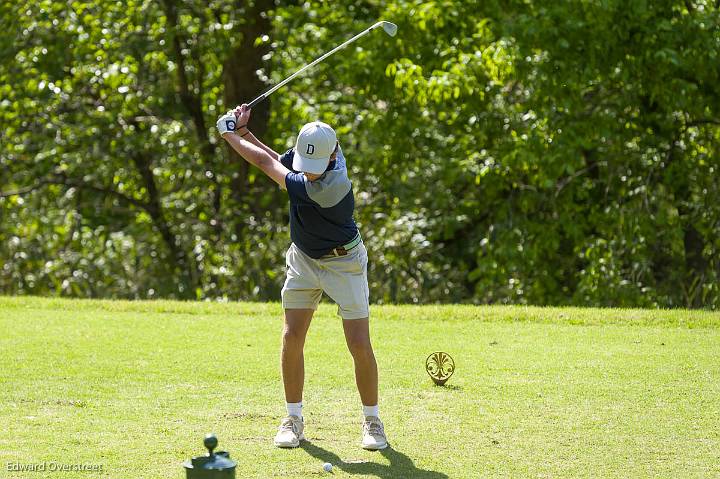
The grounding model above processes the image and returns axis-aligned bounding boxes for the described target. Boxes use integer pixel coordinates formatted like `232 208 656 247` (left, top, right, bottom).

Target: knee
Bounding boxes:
346 335 373 359
282 326 306 348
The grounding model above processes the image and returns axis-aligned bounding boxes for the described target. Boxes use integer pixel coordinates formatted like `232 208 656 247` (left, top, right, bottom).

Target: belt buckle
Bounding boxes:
336 247 347 256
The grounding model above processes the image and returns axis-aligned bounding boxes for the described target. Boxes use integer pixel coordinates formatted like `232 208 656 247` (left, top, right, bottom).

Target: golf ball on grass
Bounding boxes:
323 462 333 472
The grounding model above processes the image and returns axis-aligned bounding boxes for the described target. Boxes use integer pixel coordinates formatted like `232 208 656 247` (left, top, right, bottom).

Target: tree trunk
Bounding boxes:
131 152 198 298
223 0 275 238
223 0 273 138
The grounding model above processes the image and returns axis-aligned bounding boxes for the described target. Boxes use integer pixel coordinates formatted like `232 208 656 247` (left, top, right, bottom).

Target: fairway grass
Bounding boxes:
1 297 719 478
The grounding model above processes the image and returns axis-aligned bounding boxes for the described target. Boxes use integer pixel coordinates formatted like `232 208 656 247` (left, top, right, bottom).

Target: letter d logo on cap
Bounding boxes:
293 121 337 174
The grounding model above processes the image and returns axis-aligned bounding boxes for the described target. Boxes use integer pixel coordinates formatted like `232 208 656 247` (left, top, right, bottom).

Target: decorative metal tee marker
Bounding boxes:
184 434 236 479
426 352 455 386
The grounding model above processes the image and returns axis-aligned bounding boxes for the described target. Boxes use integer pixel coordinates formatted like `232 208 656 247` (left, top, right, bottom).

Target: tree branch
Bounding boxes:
686 118 720 129
162 0 222 235
51 173 150 211
0 181 50 198
129 152 194 288
1 174 150 211
555 162 599 197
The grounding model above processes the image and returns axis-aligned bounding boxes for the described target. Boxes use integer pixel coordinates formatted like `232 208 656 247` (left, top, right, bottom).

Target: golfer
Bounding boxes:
216 105 387 450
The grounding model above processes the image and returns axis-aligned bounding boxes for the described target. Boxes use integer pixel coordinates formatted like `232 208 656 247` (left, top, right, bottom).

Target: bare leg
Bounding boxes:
342 318 378 406
281 309 314 403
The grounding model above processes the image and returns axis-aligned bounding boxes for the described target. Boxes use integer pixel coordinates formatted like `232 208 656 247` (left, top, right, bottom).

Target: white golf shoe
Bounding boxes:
274 415 304 448
361 416 388 450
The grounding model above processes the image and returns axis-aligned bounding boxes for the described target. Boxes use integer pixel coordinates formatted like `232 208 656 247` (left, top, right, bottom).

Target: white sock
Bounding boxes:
363 404 379 418
287 402 302 420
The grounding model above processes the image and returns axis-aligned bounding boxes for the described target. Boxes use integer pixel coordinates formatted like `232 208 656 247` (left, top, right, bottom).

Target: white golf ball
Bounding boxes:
323 462 333 472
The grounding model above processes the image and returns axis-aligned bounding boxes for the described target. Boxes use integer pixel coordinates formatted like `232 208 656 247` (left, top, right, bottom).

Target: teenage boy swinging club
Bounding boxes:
216 104 387 450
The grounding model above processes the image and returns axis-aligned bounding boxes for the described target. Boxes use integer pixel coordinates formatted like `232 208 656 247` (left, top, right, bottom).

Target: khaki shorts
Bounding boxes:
281 242 370 320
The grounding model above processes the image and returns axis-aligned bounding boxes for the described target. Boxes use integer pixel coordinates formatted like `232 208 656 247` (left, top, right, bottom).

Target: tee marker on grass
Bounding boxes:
425 352 455 386
183 434 236 479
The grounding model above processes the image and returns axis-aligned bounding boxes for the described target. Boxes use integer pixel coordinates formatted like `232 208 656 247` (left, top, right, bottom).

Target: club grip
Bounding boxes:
247 95 265 109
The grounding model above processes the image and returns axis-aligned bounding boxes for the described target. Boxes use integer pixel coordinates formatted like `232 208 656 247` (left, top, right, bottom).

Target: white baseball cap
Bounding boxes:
293 121 337 174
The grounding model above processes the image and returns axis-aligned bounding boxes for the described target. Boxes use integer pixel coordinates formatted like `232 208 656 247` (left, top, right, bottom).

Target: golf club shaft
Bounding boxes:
247 22 384 108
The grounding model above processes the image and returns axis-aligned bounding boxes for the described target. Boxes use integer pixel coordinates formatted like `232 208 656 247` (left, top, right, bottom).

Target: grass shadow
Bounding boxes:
434 383 463 391
300 441 448 479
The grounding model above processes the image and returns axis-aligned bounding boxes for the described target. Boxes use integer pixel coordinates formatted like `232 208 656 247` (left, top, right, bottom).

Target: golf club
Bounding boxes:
246 21 397 108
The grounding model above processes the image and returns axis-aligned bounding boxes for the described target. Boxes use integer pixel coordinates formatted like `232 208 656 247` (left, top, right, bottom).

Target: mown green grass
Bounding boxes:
1 296 719 478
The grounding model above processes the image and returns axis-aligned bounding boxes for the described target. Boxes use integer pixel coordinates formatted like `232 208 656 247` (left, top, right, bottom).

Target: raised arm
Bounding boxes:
232 105 280 160
217 105 290 189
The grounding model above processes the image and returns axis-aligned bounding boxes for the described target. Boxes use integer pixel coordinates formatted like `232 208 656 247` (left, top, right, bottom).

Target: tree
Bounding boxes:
2 0 718 308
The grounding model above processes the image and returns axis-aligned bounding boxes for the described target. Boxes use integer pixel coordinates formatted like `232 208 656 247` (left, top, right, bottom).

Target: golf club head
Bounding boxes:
380 21 398 37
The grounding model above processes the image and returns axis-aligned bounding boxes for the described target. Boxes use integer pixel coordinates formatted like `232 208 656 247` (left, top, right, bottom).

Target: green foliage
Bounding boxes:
1 1 719 307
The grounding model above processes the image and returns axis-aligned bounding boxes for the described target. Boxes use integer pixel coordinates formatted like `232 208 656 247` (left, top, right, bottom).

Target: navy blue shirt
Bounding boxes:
280 147 359 258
